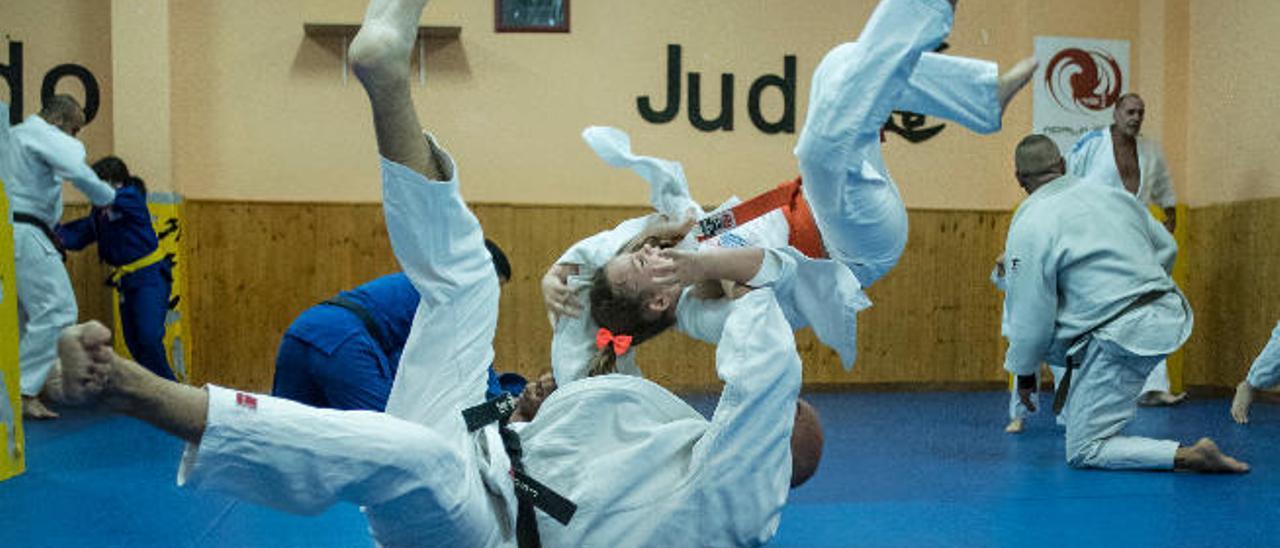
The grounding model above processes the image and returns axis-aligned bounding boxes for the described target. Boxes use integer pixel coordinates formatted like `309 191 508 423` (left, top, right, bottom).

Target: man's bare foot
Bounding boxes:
1004 417 1024 434
1138 391 1188 407
348 0 430 87
21 395 58 420
56 321 118 407
997 57 1038 112
1231 381 1256 424
1174 438 1249 473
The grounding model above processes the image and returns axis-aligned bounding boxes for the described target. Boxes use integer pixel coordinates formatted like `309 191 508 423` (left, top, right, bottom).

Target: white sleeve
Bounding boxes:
675 290 734 345
30 127 115 206
1065 132 1098 179
1002 217 1059 376
691 289 799 508
1146 143 1177 209
380 135 494 309
554 215 652 270
1143 203 1178 273
677 248 793 345
581 126 702 217
379 136 499 425
0 102 13 186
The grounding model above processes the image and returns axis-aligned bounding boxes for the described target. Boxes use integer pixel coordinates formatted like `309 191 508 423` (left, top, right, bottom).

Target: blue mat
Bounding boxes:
1 392 1274 547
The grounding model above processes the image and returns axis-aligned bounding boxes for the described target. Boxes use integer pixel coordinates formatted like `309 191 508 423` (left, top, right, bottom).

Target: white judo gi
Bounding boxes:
178 138 803 547
1244 320 1280 390
1067 128 1178 397
1068 128 1177 211
554 0 998 380
1002 174 1192 470
5 113 115 396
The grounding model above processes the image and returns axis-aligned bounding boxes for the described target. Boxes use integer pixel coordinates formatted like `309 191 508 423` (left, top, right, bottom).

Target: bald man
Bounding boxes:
1002 134 1245 473
1067 93 1183 406
6 94 116 419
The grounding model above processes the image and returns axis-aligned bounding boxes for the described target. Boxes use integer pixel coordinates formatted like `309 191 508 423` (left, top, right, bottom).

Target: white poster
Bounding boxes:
1032 36 1130 156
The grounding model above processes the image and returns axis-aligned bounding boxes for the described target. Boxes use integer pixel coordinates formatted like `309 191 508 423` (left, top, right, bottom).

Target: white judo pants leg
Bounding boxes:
1245 320 1280 389
14 223 77 396
1140 359 1172 395
1062 339 1179 470
179 386 511 548
795 0 999 288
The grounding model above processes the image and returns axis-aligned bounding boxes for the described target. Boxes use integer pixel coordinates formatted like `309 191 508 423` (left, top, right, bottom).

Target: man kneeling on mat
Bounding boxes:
1002 134 1246 473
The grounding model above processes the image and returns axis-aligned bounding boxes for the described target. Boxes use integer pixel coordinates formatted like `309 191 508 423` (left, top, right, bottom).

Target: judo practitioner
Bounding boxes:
545 0 1036 380
5 94 116 419
1230 320 1280 424
47 0 824 545
1002 134 1245 473
270 258 519 412
58 157 175 380
1067 93 1184 406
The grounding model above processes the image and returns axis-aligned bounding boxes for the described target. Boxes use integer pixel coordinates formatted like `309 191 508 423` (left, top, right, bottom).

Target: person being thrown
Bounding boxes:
543 0 1038 382
47 0 823 545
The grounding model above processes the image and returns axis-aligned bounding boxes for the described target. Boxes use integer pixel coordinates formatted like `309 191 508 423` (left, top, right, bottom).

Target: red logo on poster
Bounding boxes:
1044 48 1124 113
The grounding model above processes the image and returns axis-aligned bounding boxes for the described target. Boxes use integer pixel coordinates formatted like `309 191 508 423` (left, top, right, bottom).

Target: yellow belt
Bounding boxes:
110 248 167 285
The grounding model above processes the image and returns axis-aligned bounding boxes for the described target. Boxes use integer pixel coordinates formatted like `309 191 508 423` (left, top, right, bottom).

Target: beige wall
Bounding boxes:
159 0 1142 209
1 0 113 201
1186 0 1280 205
15 1 1280 208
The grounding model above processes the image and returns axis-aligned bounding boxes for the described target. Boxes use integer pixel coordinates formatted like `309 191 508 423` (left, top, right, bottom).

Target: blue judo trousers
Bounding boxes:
58 185 174 380
272 272 516 411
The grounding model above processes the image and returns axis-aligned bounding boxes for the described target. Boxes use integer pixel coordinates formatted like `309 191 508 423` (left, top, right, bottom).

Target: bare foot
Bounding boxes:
997 57 1038 112
1004 417 1024 434
1231 381 1256 424
1174 438 1249 473
56 321 118 406
21 395 58 420
348 0 430 87
1138 391 1188 407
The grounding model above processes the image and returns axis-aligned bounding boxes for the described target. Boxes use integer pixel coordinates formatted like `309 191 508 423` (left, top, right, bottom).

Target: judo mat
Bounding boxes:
1 391 1275 547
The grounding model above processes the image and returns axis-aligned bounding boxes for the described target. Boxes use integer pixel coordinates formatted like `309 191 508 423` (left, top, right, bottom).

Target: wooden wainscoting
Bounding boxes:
69 198 1280 394
1183 198 1280 388
181 200 1014 392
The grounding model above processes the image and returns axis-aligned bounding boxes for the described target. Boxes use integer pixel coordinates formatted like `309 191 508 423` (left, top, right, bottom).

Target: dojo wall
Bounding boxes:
11 0 1280 392
160 0 1144 210
177 201 1012 391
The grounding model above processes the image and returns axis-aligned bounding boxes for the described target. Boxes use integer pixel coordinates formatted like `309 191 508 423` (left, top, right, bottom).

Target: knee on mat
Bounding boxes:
1064 437 1103 469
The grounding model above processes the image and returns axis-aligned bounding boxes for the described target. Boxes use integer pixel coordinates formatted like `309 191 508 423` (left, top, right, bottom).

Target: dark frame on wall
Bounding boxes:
494 0 570 33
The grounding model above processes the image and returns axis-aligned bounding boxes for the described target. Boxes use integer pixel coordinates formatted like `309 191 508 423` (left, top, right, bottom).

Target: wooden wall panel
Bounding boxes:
1183 199 1280 388
184 201 400 389
174 199 1278 394
182 200 1017 392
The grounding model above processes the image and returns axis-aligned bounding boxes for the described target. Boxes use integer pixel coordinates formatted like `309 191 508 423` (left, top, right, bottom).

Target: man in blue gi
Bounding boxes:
271 239 517 411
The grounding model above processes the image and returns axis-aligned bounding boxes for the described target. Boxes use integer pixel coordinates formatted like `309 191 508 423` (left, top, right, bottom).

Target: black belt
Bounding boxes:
463 395 576 548
1048 289 1173 414
13 212 66 261
320 296 394 358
